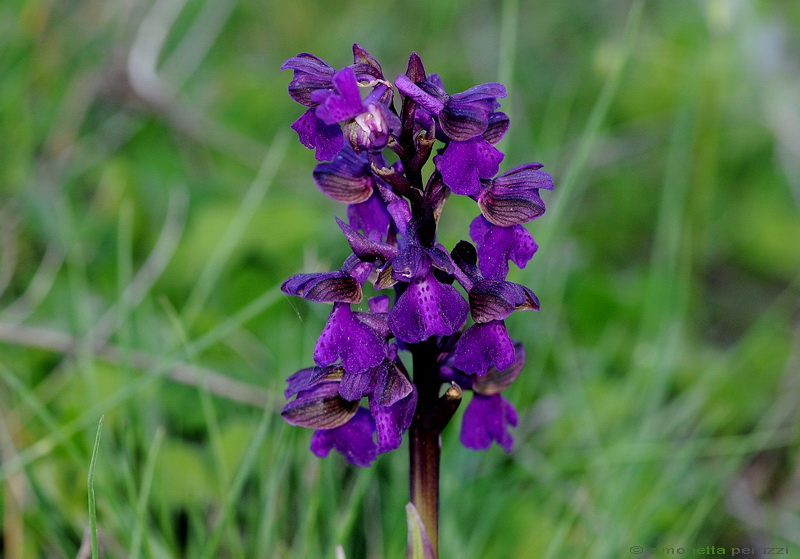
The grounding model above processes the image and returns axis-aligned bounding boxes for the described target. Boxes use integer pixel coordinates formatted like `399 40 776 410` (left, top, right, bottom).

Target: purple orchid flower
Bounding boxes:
279 46 551 477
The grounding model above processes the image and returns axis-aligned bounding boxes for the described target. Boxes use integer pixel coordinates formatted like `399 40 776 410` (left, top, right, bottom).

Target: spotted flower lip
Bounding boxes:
470 215 538 280
460 393 518 452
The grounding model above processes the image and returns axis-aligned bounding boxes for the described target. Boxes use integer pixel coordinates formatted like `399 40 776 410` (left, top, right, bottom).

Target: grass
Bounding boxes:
2 0 800 557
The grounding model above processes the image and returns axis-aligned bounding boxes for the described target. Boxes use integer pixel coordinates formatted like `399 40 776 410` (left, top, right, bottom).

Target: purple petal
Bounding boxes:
437 138 504 197
281 53 335 107
484 112 510 145
388 272 469 344
373 388 417 453
312 67 365 125
394 74 445 115
469 279 539 323
291 109 344 162
478 164 553 226
314 303 386 374
310 408 377 467
313 146 374 203
439 99 497 141
469 216 538 280
337 217 399 262
282 380 358 429
348 192 392 241
473 342 525 395
449 82 507 104
351 43 384 81
284 365 343 398
281 271 362 304
369 295 390 314
460 393 518 452
453 320 515 376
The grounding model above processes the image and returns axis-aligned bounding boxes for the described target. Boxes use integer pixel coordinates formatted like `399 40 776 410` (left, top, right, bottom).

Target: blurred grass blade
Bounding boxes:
88 416 104 559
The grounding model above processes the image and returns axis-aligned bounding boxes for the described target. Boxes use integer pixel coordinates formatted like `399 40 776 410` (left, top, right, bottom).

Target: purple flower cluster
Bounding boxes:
280 45 553 466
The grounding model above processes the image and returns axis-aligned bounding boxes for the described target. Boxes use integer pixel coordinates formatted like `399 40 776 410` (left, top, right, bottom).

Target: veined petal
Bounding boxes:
281 53 335 107
478 164 553 226
281 271 362 304
439 97 497 141
282 380 359 429
313 146 374 203
483 111 510 145
351 43 384 82
469 279 539 323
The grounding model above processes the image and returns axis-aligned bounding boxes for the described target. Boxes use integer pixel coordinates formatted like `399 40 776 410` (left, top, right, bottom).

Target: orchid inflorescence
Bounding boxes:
279 44 553 468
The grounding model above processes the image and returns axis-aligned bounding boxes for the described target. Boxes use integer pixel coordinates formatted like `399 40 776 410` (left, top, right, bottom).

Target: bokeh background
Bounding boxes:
2 0 800 557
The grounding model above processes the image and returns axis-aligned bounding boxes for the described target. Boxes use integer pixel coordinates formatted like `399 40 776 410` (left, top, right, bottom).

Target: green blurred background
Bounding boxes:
2 0 800 557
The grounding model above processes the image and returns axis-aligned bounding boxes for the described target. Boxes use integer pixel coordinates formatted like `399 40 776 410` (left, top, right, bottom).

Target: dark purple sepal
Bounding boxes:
281 271 362 304
390 245 428 282
404 52 427 83
478 164 554 226
439 97 500 142
374 388 417 453
470 216 538 280
369 295 391 314
284 365 344 399
311 66 364 125
336 217 399 262
351 43 384 82
314 303 387 375
473 342 525 395
425 172 450 224
310 407 378 467
291 109 345 162
483 111 510 145
313 145 374 203
436 137 504 197
394 74 445 115
281 53 335 107
469 279 539 323
453 320 515 376
460 393 518 452
348 192 392 241
282 379 359 429
388 272 469 344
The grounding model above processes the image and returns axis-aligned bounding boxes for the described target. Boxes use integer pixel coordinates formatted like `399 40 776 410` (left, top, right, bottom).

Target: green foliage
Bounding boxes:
2 0 799 557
